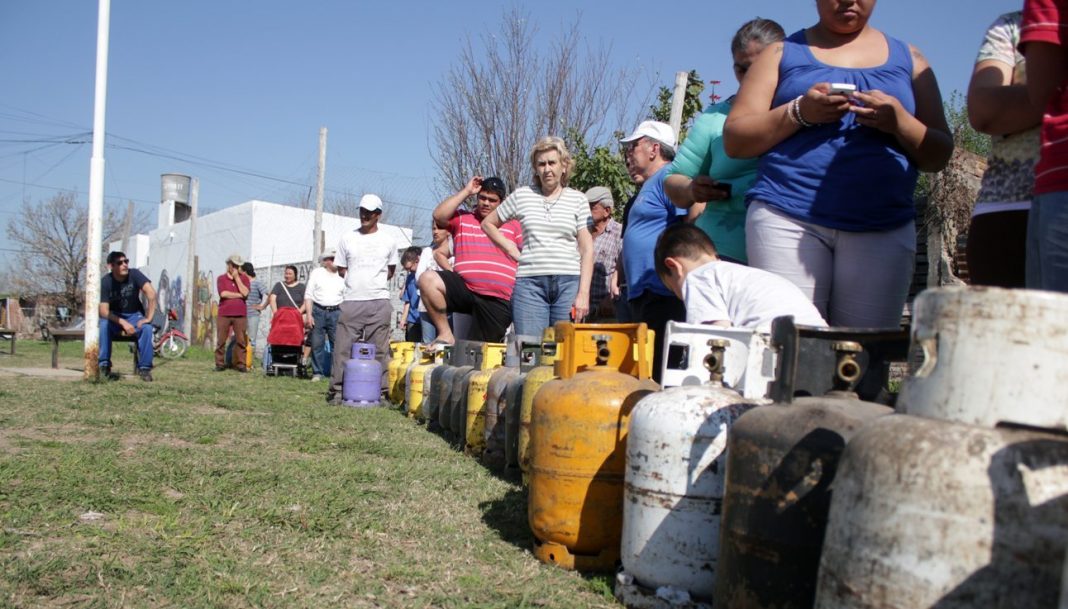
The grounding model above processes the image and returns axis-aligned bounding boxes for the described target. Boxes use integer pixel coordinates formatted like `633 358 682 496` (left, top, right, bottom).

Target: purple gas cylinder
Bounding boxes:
343 343 381 407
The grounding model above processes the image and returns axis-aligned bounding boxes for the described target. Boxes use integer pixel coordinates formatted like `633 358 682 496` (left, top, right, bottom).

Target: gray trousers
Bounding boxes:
330 299 393 397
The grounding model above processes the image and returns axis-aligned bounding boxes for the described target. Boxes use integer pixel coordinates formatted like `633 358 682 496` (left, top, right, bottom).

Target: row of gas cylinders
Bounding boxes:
371 287 1068 609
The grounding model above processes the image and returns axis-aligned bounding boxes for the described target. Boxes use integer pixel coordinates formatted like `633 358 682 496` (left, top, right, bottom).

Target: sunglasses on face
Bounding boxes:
114 259 129 266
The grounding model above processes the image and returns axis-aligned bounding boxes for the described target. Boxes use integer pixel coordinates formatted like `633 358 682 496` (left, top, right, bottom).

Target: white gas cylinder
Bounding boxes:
659 321 775 399
619 341 767 606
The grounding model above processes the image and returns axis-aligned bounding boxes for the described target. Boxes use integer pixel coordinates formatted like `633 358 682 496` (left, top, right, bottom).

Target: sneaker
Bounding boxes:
311 374 322 382
99 364 119 381
138 369 153 382
326 392 341 406
214 366 227 372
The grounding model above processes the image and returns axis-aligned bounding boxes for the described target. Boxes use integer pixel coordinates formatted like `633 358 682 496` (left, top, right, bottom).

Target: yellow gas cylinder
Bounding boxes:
552 322 656 380
529 337 659 572
519 328 559 485
405 349 440 420
387 341 416 405
463 342 506 457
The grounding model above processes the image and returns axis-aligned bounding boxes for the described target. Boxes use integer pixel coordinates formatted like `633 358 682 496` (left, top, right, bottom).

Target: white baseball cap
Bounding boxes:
620 120 677 152
359 194 383 212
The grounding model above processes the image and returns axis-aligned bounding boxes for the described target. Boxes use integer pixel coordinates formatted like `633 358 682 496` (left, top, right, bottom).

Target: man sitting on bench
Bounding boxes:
99 251 157 381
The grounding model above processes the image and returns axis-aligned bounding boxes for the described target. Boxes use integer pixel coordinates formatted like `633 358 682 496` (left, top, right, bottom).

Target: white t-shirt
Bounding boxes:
495 186 591 277
683 260 827 330
335 227 401 301
303 266 346 307
414 245 445 313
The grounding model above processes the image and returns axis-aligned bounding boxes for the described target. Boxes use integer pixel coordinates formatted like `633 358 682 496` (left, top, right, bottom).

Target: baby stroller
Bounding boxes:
265 307 307 377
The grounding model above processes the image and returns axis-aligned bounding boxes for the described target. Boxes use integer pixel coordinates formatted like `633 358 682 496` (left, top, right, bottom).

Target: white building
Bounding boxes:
115 198 413 352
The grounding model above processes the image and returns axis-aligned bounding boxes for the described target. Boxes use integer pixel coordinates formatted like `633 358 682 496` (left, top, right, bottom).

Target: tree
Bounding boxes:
568 70 707 221
430 8 646 195
648 70 706 144
5 192 144 310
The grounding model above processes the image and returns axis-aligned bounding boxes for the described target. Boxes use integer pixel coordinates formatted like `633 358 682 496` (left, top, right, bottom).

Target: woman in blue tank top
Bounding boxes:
724 0 953 329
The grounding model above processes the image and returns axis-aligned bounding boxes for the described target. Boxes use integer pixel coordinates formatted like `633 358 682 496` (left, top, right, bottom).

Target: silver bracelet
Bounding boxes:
792 95 814 128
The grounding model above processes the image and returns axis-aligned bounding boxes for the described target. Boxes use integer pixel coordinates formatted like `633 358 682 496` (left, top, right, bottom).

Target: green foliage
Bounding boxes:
916 90 991 199
567 69 706 222
567 129 634 221
649 70 706 143
944 91 991 158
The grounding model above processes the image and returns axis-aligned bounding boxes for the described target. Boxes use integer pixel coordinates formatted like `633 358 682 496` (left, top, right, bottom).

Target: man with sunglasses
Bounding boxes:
419 176 522 344
99 251 157 381
328 194 401 405
620 120 686 383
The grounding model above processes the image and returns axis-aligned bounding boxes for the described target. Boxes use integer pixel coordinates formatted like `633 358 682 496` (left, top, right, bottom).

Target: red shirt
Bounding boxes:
1021 0 1068 194
448 209 523 300
217 273 251 317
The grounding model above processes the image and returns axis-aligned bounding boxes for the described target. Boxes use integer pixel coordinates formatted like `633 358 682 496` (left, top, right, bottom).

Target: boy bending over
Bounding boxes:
655 224 827 330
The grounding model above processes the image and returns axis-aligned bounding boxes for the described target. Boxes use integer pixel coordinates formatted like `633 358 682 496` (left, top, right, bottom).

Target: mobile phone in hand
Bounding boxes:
828 83 857 95
713 182 733 198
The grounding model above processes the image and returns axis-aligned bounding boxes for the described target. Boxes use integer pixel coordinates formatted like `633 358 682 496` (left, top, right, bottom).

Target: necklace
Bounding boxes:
542 188 564 221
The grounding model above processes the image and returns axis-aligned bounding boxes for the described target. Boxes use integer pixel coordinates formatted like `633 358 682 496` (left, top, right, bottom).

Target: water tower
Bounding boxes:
159 173 192 229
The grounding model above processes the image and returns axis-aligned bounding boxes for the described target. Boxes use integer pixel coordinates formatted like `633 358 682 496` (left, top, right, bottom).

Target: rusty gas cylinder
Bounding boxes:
617 340 768 607
814 287 1068 609
387 341 416 406
713 321 901 609
464 342 506 457
529 336 658 572
501 342 541 472
519 329 559 485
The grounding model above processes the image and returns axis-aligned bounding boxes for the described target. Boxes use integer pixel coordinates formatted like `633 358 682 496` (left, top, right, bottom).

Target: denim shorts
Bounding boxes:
511 274 579 340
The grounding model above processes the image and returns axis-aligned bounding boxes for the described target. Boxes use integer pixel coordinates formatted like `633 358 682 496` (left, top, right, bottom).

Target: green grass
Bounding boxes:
0 340 618 608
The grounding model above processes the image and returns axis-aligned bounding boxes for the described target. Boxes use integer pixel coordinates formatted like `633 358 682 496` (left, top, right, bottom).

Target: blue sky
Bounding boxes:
0 0 1022 263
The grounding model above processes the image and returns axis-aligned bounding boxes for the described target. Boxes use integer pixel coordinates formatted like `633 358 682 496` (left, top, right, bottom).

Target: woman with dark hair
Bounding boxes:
725 0 953 328
665 17 787 264
268 265 307 319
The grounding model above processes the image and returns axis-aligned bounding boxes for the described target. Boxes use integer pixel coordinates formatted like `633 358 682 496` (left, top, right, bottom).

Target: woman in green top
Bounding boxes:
664 18 785 263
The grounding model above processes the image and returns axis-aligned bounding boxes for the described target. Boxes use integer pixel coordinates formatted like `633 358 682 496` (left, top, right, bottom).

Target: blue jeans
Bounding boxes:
99 311 154 370
511 275 580 339
419 311 436 344
1026 192 1068 293
311 305 339 376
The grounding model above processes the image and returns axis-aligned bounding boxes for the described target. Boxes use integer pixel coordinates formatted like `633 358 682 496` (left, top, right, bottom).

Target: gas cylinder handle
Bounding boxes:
705 338 729 383
831 340 863 391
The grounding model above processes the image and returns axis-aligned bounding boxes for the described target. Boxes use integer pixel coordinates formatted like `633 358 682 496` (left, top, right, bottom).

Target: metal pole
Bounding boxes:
84 0 111 380
184 177 199 338
668 71 688 141
314 127 327 258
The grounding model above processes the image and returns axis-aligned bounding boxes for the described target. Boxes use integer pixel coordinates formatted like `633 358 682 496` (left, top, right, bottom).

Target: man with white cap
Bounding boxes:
304 247 345 381
215 253 250 372
619 120 687 383
328 193 400 405
584 186 623 320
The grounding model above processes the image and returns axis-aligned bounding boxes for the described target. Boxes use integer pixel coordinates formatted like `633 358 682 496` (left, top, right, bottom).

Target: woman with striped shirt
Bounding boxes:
482 136 594 341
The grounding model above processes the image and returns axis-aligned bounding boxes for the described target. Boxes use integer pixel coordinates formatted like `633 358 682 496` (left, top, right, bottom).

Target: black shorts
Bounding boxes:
437 270 512 342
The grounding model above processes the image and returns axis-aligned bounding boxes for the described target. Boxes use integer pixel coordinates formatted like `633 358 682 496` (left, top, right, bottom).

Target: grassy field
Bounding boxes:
0 340 619 608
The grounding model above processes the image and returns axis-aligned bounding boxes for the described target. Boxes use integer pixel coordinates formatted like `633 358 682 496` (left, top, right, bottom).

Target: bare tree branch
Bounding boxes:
430 8 647 197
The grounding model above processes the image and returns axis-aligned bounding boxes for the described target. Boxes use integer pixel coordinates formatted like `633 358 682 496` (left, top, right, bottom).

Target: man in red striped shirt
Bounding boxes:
1022 0 1068 291
419 176 522 343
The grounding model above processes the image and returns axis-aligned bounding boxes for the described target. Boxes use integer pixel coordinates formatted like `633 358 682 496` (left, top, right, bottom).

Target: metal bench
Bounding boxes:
0 328 14 355
51 329 140 372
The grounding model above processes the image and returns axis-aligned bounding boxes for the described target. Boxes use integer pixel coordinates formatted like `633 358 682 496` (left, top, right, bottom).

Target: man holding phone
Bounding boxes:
215 253 250 372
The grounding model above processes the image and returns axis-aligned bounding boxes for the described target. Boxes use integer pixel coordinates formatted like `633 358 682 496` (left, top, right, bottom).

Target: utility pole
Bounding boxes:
668 71 689 141
313 127 327 259
184 178 199 339
120 200 134 253
84 0 111 380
